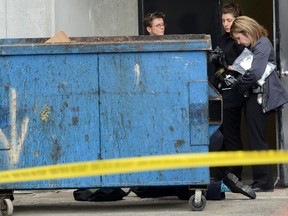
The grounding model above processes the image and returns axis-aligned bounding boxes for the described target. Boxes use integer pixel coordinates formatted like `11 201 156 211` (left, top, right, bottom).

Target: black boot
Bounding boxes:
223 173 256 199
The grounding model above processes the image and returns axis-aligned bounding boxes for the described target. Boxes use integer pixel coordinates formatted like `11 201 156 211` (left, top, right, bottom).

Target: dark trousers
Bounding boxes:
244 94 274 189
210 95 243 181
221 105 243 179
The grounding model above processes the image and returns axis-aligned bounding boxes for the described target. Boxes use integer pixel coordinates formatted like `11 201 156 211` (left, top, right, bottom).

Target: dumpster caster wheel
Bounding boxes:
0 198 13 216
188 190 206 211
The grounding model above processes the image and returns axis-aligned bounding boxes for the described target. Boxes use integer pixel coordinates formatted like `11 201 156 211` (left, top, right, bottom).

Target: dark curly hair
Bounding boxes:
222 3 242 18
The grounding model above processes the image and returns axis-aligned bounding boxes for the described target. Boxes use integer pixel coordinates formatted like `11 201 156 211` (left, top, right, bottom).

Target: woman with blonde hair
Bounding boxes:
230 16 288 192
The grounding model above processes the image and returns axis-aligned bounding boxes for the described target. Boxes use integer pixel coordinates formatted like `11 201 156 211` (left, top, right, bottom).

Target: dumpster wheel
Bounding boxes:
188 190 206 211
0 198 13 216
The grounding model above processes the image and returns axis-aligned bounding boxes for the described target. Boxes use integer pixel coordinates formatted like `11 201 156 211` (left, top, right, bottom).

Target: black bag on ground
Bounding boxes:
130 186 176 198
73 188 127 202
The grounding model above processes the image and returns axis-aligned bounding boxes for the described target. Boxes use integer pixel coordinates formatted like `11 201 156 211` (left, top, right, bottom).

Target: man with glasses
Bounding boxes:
143 12 166 36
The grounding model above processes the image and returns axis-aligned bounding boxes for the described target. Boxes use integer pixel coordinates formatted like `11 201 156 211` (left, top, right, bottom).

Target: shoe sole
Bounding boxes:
252 188 274 192
223 173 256 199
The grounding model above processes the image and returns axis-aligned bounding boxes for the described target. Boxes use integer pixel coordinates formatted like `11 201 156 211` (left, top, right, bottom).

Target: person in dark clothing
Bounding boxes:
207 3 256 200
230 16 288 192
210 2 245 182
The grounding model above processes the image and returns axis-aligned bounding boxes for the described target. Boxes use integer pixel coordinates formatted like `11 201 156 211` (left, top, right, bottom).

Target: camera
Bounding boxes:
209 46 226 68
209 46 224 63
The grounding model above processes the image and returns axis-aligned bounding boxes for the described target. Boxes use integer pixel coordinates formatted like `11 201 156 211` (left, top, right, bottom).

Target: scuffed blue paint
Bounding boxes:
0 34 220 190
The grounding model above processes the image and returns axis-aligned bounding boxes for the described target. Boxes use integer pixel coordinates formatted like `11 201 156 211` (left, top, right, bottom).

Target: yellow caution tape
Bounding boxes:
0 150 288 184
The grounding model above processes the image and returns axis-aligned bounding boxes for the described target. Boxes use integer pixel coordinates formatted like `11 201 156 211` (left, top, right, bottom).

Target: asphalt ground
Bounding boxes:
7 186 288 216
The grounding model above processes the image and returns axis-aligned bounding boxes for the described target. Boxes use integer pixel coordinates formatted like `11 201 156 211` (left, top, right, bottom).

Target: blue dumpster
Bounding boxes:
0 34 221 212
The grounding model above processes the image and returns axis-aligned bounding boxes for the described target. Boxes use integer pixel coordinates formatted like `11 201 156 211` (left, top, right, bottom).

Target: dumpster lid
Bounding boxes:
0 34 212 56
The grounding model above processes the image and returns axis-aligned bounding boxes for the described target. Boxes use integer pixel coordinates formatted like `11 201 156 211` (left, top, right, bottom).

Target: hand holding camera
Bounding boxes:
209 46 228 69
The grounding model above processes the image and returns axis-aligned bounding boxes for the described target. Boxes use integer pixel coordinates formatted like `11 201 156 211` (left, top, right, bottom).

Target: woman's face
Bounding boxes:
147 18 165 36
233 32 251 47
222 13 235 33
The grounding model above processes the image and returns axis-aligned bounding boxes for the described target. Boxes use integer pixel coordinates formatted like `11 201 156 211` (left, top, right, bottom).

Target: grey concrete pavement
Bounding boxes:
9 187 288 216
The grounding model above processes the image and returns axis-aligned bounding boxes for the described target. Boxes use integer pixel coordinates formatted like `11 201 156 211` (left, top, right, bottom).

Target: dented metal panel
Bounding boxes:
0 54 101 188
0 34 216 189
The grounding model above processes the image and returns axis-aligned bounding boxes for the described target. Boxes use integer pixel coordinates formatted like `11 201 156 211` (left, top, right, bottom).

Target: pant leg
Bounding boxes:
209 128 226 181
222 105 243 179
244 94 274 189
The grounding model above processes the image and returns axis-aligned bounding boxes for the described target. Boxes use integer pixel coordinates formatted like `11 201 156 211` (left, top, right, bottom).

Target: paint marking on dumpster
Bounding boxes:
134 63 140 86
1 150 288 184
172 56 190 69
0 88 30 164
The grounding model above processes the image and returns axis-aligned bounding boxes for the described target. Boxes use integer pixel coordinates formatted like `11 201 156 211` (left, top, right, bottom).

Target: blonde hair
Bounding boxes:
230 16 268 46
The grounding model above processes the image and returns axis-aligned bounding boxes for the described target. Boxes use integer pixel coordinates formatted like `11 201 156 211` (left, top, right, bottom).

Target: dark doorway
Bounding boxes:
138 0 222 47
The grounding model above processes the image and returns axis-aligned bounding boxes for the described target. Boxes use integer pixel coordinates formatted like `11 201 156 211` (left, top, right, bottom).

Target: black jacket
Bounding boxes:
220 32 244 66
218 33 245 109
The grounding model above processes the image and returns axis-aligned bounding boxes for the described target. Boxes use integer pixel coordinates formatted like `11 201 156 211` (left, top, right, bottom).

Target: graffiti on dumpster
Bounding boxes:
40 105 51 122
0 88 29 164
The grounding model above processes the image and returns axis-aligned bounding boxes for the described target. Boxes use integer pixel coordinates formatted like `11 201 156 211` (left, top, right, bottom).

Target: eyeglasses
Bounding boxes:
151 23 167 29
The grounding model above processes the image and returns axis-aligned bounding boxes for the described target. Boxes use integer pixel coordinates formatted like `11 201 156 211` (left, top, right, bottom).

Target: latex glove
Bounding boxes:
224 75 237 86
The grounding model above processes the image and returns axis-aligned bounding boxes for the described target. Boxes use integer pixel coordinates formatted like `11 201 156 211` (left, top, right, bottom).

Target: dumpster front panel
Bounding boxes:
0 54 101 188
0 34 213 189
99 51 209 186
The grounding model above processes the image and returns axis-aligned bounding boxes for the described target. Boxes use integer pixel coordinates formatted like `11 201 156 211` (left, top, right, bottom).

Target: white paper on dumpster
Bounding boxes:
231 48 276 86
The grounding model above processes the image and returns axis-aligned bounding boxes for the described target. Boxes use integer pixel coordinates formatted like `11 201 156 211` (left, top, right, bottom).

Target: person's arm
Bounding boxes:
233 37 271 94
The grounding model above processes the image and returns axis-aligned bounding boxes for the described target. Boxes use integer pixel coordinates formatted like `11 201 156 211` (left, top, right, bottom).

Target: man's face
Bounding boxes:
147 18 165 36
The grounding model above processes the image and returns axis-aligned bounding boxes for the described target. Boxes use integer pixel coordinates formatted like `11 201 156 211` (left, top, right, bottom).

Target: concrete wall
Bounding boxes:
0 0 6 37
0 0 138 38
0 0 54 38
55 0 138 37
